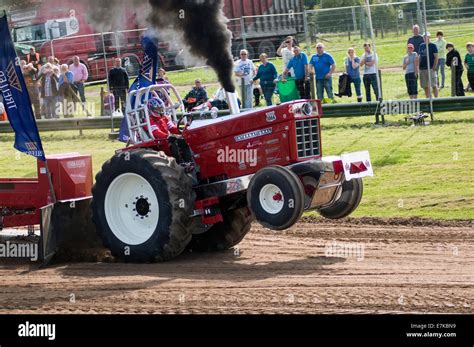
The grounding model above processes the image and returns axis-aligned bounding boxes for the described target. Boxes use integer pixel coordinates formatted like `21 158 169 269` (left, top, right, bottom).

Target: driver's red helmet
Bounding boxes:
147 97 165 117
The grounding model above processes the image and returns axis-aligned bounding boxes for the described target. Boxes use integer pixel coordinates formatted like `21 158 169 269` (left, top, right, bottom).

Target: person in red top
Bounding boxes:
147 97 193 166
0 101 7 121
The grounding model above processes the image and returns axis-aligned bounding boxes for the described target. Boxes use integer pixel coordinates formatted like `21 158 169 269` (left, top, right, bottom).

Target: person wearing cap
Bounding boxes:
446 43 465 96
183 79 208 111
403 43 419 99
465 42 474 92
283 46 311 100
417 32 439 98
407 25 424 54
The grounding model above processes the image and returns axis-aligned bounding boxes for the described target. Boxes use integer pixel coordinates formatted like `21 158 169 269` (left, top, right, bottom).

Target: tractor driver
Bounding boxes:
147 97 194 168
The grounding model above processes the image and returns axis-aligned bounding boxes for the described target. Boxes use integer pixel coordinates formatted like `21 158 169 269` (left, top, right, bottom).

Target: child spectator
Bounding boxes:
434 32 447 89
446 43 465 96
465 42 474 92
403 43 419 99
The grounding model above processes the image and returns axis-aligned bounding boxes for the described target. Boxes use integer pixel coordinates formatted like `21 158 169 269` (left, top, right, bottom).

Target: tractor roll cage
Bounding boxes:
125 84 186 144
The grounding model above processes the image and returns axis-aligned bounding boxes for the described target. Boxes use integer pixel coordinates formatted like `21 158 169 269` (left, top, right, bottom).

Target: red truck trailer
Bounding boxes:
7 0 305 81
224 0 305 58
7 0 181 80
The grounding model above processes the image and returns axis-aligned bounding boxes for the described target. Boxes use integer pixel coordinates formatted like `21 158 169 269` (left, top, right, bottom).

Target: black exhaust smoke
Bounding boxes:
82 0 235 92
147 0 235 93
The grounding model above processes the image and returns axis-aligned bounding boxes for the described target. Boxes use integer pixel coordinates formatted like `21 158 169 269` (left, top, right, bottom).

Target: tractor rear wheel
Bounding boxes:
187 208 253 252
318 178 363 219
91 149 195 262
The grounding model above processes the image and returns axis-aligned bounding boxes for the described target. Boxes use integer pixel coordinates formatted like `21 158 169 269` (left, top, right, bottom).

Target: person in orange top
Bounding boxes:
146 97 193 166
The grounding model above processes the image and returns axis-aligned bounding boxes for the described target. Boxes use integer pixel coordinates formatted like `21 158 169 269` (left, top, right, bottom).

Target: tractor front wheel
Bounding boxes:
247 166 305 230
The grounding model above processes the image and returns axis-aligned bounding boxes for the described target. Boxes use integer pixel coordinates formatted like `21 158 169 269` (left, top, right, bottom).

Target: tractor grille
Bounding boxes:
295 118 321 158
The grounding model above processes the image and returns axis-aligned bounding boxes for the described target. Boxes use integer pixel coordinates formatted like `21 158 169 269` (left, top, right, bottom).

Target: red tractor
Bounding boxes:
90 84 374 263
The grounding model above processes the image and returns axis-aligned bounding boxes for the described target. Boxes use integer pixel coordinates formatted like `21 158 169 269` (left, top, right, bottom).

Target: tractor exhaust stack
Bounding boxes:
226 92 240 115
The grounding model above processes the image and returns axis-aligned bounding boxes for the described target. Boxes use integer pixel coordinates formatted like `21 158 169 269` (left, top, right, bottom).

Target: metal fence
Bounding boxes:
11 4 474 70
2 96 474 134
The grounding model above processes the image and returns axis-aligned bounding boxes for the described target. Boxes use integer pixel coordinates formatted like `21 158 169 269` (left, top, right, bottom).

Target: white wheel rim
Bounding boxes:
259 184 285 214
104 173 159 245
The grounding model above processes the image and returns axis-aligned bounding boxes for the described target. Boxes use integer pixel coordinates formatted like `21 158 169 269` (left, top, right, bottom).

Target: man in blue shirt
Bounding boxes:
282 46 310 99
417 32 439 98
310 43 336 100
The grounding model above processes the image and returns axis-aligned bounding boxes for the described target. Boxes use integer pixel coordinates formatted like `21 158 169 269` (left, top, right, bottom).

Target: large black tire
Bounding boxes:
258 40 276 58
91 149 195 262
318 178 364 219
187 208 253 252
247 166 305 230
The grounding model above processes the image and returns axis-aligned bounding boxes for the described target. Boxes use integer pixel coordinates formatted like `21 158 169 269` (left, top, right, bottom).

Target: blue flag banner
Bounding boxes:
0 14 46 161
119 35 159 143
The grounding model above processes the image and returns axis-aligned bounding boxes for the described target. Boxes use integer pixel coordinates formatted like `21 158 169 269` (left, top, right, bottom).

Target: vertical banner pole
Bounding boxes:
44 160 57 204
364 0 383 123
422 0 434 121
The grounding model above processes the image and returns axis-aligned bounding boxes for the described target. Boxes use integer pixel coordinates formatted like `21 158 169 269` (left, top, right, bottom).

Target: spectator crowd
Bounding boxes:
18 48 96 120
1 26 472 123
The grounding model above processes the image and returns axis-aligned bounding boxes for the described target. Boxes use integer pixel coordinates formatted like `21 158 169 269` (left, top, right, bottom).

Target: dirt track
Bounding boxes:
1 218 473 314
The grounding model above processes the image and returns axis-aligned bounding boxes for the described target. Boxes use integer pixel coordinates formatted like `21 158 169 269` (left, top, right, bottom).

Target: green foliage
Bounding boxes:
1 111 473 219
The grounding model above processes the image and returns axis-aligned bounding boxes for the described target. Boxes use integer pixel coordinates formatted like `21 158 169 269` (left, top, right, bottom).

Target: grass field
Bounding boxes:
1 110 472 220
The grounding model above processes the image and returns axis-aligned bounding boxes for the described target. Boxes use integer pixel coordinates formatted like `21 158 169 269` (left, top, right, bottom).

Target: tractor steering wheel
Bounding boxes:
177 114 193 134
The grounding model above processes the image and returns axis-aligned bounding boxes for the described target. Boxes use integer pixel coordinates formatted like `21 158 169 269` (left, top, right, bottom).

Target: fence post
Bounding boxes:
451 57 458 97
303 10 311 56
100 87 105 117
240 16 247 51
114 31 121 57
310 73 316 100
241 78 246 109
378 69 383 101
378 69 384 124
352 7 358 32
